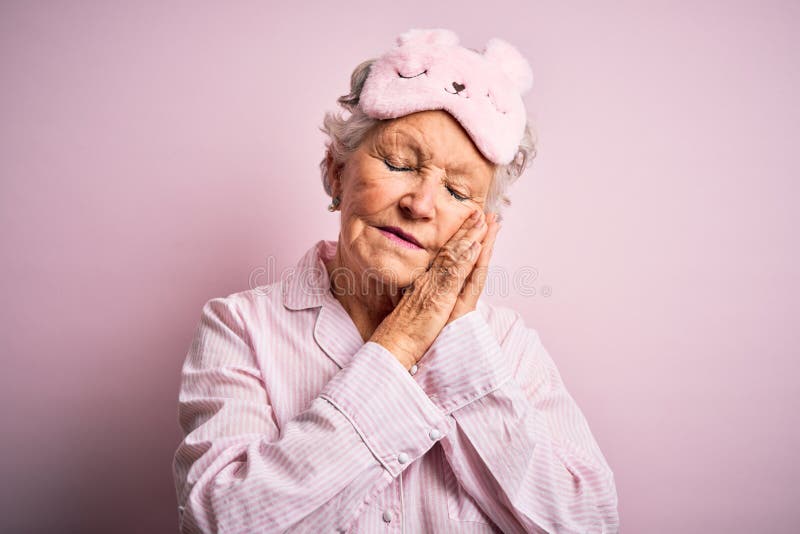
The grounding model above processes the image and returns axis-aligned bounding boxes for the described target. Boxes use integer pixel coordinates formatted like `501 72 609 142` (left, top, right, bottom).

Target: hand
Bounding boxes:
369 208 490 369
447 212 501 324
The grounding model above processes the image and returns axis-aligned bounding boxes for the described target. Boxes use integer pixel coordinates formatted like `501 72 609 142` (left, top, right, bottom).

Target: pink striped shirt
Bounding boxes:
172 240 619 533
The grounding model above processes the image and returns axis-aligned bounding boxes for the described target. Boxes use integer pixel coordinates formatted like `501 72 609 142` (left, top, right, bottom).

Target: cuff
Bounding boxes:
319 341 451 478
413 310 514 414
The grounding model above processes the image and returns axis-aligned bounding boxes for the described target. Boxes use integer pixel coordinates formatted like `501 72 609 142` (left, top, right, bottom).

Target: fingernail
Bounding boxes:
470 210 480 221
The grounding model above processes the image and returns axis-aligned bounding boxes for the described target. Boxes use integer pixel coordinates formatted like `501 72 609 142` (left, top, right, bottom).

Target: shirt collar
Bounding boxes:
282 239 365 368
281 239 337 311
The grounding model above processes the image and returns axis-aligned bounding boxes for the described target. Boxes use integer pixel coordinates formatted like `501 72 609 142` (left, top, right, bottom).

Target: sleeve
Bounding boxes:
172 297 452 533
412 309 619 534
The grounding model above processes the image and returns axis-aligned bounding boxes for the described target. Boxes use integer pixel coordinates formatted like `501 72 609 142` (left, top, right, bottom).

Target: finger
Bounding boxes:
450 214 487 271
459 207 488 236
464 210 489 245
428 208 488 294
475 213 500 269
460 214 500 300
434 208 485 267
453 214 497 296
428 239 480 294
445 208 483 247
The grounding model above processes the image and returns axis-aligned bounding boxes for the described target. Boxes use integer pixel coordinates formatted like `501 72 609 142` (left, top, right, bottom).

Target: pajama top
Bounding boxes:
172 239 619 533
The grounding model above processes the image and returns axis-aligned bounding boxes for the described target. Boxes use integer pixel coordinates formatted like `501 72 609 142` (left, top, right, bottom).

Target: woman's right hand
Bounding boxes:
369 208 489 369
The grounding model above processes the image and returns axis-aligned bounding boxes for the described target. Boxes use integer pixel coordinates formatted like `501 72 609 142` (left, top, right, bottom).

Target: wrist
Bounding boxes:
370 330 419 370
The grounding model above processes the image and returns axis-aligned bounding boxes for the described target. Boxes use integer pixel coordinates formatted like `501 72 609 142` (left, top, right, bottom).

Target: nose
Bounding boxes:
399 174 439 219
452 81 465 93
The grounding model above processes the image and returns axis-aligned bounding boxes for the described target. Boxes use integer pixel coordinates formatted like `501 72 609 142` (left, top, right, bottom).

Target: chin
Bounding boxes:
362 254 427 290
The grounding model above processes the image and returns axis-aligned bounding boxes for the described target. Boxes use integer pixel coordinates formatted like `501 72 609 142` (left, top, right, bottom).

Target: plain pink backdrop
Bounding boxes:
1 1 797 533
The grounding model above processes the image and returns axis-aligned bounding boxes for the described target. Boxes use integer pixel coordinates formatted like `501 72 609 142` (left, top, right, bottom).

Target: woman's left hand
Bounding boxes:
446 212 501 324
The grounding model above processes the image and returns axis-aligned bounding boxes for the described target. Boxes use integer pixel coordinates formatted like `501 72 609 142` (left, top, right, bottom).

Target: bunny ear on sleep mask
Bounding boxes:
358 28 534 165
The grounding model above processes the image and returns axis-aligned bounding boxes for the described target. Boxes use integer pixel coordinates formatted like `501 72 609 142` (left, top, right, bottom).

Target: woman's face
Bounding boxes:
329 109 495 289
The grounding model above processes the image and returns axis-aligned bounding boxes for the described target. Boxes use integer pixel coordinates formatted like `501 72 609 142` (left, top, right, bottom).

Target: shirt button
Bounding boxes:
409 364 418 375
397 452 409 464
428 429 442 440
382 510 393 523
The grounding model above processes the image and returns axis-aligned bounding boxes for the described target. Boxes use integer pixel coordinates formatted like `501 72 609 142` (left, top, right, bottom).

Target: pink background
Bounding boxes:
1 1 797 532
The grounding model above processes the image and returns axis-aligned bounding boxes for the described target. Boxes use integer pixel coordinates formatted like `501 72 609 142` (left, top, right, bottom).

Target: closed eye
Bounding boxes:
384 159 470 202
446 185 469 202
397 69 428 79
384 159 413 172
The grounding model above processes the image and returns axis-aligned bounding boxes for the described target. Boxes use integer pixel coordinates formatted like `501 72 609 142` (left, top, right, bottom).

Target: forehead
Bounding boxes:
372 110 494 173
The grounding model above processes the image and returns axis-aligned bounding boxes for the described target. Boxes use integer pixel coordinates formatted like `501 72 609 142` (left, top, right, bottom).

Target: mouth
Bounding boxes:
377 226 423 249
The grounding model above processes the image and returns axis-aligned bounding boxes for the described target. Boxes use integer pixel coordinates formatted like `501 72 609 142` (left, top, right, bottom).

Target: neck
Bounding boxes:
323 244 404 343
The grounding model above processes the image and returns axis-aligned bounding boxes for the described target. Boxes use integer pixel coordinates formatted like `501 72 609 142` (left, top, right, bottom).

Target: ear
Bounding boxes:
325 148 343 197
483 38 534 94
396 28 460 48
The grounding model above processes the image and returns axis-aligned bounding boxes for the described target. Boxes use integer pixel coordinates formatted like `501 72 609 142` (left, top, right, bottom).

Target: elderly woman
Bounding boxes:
173 28 618 533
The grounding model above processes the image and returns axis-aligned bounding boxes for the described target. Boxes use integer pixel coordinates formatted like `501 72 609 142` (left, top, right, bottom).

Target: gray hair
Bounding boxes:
318 59 537 221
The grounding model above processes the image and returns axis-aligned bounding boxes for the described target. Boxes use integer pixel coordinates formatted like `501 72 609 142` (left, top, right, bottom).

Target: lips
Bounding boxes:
377 226 423 248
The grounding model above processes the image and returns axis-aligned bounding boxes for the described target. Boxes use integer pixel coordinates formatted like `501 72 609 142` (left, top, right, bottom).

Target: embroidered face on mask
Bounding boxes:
359 28 534 166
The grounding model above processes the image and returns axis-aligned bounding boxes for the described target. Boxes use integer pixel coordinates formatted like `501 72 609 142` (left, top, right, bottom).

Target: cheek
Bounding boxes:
339 180 398 235
345 176 403 215
442 219 464 245
429 208 470 250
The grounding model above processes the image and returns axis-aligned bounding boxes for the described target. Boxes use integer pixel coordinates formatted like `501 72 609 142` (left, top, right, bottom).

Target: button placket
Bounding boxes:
377 476 402 529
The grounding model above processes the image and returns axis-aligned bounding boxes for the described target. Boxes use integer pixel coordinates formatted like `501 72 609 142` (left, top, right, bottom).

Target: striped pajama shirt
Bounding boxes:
172 239 619 533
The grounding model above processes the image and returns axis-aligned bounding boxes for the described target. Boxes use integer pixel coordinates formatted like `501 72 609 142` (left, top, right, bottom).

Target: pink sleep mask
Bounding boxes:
359 28 534 166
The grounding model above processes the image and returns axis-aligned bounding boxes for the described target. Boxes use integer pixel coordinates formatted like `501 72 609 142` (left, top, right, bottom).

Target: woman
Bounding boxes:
173 28 619 533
